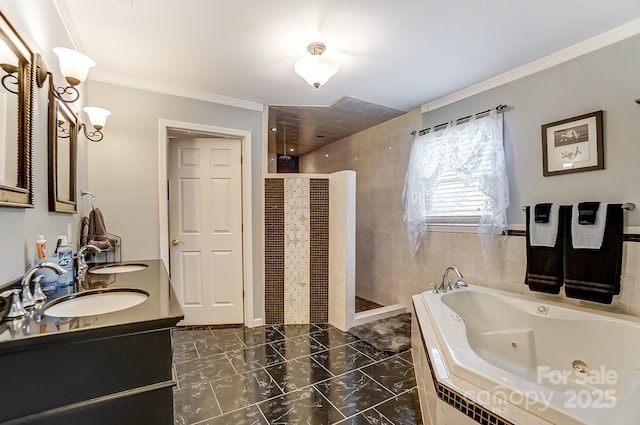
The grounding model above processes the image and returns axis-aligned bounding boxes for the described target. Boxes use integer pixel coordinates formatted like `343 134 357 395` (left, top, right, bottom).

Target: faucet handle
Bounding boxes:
2 289 27 319
446 279 454 291
430 283 439 294
21 277 36 309
32 275 47 303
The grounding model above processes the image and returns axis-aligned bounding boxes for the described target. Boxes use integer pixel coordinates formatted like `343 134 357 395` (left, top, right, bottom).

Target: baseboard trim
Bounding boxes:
249 318 264 328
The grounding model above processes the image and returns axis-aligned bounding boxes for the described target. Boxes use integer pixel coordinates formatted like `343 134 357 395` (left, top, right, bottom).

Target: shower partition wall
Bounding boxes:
264 171 355 328
264 170 404 331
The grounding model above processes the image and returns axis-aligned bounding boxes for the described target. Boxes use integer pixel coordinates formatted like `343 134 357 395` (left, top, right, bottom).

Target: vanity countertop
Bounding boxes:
0 259 183 353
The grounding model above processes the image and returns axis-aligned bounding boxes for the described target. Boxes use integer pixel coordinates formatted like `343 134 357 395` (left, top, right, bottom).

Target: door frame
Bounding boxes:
157 119 255 326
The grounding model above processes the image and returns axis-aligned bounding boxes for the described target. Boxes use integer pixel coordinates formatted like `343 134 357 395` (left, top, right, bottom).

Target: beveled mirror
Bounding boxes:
0 11 34 207
48 91 77 213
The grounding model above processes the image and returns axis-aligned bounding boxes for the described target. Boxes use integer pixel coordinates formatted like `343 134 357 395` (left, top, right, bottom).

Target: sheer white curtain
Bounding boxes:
402 111 509 255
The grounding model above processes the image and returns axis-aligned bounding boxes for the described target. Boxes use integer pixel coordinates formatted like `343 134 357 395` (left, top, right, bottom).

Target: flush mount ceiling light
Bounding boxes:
294 42 338 89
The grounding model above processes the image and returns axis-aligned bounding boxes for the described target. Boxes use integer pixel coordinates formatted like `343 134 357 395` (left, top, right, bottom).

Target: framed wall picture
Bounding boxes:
541 110 603 176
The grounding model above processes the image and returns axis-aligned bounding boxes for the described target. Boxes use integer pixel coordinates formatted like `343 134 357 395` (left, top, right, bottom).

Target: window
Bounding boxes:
403 111 509 254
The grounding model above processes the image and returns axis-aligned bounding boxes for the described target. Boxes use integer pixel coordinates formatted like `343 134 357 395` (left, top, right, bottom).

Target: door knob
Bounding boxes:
172 239 183 246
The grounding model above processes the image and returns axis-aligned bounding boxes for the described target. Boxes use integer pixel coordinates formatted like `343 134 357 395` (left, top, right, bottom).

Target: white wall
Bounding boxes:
328 171 356 331
421 34 640 226
85 80 265 318
0 2 88 284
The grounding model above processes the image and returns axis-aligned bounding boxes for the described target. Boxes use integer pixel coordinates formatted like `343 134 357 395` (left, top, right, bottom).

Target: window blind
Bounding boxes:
425 134 493 223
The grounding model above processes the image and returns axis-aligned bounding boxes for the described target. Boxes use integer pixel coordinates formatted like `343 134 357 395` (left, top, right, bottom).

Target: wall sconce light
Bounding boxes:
0 39 19 94
294 42 338 89
35 49 111 142
80 106 111 142
56 111 70 138
56 107 110 142
36 47 94 103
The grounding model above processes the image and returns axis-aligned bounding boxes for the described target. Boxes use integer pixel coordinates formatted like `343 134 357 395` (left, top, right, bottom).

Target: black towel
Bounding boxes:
534 203 552 223
525 205 566 294
564 204 623 304
578 202 600 225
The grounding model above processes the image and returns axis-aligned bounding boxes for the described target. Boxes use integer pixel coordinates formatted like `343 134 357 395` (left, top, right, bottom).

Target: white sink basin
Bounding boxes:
88 263 148 275
44 288 149 317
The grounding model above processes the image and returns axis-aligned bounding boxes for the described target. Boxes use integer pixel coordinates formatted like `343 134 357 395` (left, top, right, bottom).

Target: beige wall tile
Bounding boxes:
300 108 639 317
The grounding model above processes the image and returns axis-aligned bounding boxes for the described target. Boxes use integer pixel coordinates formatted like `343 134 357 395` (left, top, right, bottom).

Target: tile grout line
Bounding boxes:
339 386 418 424
244 360 401 421
311 381 348 422
256 403 271 425
346 341 378 362
224 351 241 375
262 365 286 395
308 352 335 377
172 325 417 425
359 368 400 398
188 366 285 423
208 381 224 420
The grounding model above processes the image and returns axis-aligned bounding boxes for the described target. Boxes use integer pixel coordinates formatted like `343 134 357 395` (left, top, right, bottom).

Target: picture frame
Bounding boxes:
541 110 603 176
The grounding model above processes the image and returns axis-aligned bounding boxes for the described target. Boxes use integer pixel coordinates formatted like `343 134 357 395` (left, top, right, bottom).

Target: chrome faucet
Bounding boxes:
76 244 101 287
1 289 27 319
20 262 66 309
436 265 468 292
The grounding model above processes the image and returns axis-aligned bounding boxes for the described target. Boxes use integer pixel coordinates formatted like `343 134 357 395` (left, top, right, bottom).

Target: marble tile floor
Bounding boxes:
172 323 422 425
355 296 384 313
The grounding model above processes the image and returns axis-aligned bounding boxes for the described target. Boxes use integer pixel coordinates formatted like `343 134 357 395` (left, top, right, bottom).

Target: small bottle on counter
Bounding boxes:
35 235 48 259
34 235 57 292
56 236 75 288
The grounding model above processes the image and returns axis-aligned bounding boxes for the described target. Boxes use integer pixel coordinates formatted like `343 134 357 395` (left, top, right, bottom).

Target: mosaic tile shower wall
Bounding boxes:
265 178 329 324
284 179 311 323
310 179 329 323
264 179 284 324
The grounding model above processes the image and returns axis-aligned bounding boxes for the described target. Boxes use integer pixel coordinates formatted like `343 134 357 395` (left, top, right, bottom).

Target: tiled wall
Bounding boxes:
284 179 311 323
300 109 423 309
300 109 640 318
264 177 329 324
264 179 284 324
309 179 330 322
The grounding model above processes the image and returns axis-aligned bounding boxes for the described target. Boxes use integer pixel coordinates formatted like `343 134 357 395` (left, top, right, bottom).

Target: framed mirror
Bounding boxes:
48 92 77 213
0 11 34 207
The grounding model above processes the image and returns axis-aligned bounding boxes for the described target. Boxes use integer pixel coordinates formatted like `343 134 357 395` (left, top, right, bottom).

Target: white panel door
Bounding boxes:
168 138 243 325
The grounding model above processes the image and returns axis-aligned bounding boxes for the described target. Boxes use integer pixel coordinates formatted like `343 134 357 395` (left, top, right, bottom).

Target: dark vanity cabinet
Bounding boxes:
0 260 183 424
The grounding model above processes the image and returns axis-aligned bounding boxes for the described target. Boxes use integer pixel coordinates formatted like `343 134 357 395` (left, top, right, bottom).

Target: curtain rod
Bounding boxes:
410 104 509 136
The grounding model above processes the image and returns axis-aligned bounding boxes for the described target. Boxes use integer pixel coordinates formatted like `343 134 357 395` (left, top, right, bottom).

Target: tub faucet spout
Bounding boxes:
439 266 466 292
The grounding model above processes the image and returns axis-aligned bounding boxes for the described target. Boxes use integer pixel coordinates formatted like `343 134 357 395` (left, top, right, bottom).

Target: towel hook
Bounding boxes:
81 190 97 210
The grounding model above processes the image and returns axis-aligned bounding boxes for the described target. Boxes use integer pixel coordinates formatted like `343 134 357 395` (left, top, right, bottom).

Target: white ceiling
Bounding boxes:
59 0 640 112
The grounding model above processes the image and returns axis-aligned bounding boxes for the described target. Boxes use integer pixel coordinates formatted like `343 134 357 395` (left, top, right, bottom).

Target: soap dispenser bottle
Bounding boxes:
56 236 75 288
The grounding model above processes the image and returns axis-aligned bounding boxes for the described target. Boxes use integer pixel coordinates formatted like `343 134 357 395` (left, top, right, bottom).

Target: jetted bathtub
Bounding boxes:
413 285 640 424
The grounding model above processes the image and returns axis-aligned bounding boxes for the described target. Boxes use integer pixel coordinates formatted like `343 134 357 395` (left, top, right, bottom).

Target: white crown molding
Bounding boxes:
55 0 263 112
421 17 640 113
90 70 264 112
53 0 85 51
